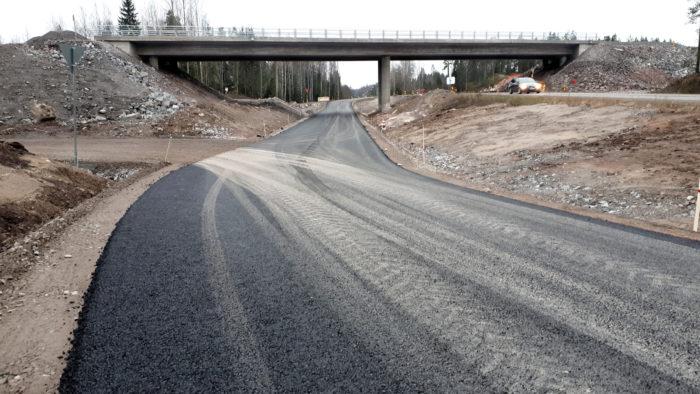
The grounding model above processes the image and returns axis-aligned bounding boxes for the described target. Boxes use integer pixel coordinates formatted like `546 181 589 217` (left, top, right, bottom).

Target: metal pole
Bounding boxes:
164 135 172 162
694 179 700 232
71 48 78 167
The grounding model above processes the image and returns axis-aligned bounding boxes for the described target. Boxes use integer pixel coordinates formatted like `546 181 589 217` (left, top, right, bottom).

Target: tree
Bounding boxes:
118 0 140 32
690 0 700 73
165 9 181 27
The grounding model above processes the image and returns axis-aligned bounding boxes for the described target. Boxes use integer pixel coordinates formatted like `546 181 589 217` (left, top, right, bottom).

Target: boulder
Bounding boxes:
30 102 56 122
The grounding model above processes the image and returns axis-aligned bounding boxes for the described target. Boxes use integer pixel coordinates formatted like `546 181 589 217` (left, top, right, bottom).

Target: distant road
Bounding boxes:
497 91 700 103
61 101 700 391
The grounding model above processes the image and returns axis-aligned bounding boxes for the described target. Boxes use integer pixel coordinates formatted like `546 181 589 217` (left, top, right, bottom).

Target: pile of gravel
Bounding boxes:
0 31 182 127
26 30 88 49
546 42 696 92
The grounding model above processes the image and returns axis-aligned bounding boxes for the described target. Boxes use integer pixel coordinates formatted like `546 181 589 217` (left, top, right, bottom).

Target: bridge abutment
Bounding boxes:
148 56 160 69
145 57 179 72
378 56 391 113
542 56 568 71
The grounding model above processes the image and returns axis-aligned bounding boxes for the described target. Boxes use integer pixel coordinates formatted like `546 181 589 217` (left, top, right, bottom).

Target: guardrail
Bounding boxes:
94 25 602 41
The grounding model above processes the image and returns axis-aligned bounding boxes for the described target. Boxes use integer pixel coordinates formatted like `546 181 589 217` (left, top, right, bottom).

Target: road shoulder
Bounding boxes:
0 164 181 392
352 99 700 243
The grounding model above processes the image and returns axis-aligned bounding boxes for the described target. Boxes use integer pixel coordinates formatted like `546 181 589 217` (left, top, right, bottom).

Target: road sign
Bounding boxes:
58 44 85 72
446 76 456 85
58 44 86 167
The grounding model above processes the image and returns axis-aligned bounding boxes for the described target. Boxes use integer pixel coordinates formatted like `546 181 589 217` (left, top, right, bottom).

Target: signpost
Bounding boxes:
694 179 700 232
59 44 85 167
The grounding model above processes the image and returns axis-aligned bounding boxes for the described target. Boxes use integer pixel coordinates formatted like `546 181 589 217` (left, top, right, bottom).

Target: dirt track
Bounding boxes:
11 136 249 164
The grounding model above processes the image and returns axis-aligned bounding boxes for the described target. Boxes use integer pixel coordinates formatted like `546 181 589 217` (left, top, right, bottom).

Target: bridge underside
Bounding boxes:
104 38 591 112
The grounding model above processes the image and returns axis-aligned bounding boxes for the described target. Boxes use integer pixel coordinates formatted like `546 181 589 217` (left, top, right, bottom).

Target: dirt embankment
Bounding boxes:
0 141 172 285
357 91 700 235
663 74 700 94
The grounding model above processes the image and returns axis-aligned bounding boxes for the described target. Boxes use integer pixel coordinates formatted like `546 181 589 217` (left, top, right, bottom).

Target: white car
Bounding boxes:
506 77 544 94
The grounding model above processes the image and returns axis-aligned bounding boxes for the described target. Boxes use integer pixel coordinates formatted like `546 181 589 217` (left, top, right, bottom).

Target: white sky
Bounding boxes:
1 0 698 88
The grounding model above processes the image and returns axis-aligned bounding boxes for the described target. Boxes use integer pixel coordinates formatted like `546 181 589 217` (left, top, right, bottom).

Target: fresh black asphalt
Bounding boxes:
61 101 700 392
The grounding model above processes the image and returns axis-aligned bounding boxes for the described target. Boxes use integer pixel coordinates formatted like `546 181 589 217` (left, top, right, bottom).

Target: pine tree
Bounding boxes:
118 0 140 33
165 9 181 27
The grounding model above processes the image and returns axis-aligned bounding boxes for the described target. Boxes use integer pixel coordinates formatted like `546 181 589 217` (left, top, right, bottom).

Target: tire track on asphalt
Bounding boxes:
219 176 491 391
201 174 274 391
200 147 697 390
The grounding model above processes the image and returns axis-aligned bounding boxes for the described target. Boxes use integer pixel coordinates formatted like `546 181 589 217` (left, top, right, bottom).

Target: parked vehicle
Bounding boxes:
506 77 544 94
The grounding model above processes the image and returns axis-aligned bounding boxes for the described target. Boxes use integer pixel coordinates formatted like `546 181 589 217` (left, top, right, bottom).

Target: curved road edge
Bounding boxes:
351 99 700 246
0 164 184 393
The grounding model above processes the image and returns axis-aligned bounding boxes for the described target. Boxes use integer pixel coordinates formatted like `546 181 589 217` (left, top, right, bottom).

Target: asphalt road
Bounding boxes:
61 101 700 392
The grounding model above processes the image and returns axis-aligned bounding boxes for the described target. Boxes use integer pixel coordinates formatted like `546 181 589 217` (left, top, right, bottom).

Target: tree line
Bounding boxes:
387 59 541 95
183 60 352 101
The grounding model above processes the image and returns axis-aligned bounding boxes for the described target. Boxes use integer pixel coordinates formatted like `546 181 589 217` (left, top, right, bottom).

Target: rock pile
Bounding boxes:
0 31 182 127
546 42 696 92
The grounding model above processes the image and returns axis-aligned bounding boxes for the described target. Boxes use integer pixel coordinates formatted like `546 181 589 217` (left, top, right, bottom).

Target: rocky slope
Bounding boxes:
545 42 696 92
0 31 180 127
358 92 700 233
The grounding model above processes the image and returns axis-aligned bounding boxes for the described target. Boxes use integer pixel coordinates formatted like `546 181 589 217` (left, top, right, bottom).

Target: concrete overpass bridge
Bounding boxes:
96 27 599 112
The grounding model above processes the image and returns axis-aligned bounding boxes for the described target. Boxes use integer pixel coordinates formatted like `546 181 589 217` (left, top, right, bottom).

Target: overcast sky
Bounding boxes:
1 0 698 88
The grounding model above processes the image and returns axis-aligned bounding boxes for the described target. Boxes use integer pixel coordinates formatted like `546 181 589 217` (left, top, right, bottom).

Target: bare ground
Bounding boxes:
355 92 700 236
0 164 179 392
0 134 266 392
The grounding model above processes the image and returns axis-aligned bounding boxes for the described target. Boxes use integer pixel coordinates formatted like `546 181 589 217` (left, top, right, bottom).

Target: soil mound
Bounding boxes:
663 73 700 93
0 141 31 168
26 30 88 49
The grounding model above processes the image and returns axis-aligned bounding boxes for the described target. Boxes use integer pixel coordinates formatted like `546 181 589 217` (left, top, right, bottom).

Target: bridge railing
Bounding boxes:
95 25 601 41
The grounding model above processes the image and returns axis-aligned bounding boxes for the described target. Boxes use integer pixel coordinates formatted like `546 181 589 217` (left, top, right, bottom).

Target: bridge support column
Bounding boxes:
542 56 567 71
146 57 178 72
378 56 391 113
148 56 160 69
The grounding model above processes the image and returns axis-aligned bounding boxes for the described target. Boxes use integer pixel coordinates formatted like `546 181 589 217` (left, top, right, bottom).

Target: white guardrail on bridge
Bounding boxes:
94 26 603 41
